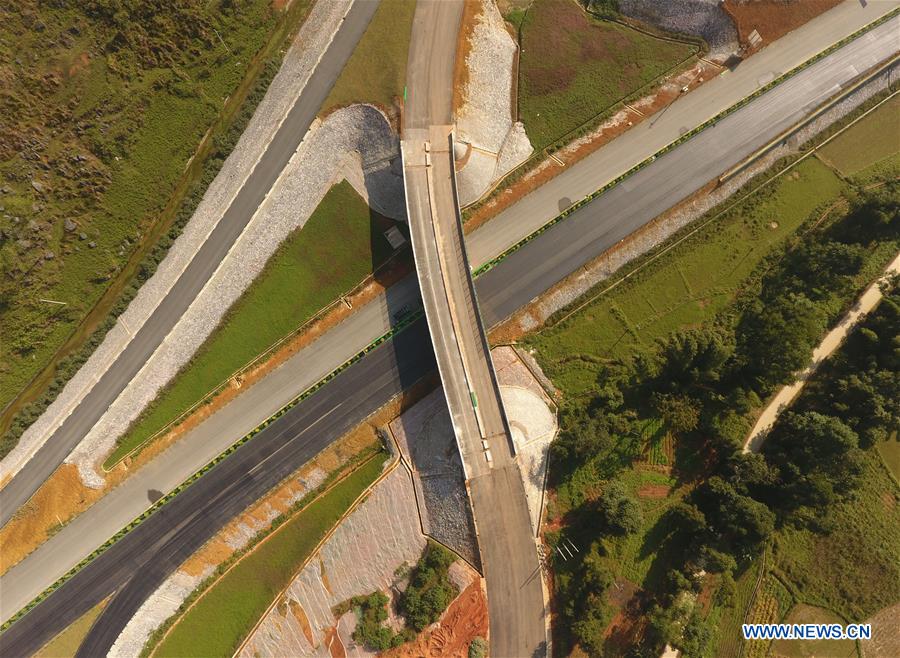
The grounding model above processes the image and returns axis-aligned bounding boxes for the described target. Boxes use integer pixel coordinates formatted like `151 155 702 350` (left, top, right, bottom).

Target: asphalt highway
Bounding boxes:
0 0 382 530
0 323 436 658
2 5 898 655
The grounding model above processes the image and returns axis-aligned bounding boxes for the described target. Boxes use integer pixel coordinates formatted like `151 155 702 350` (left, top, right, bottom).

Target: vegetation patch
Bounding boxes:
323 0 417 113
152 454 386 658
106 181 398 466
516 0 697 150
770 604 855 658
34 598 107 658
531 145 897 654
337 541 458 651
817 95 900 176
0 0 301 413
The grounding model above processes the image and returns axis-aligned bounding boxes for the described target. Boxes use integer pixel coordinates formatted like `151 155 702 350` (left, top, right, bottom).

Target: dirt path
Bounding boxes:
744 250 900 453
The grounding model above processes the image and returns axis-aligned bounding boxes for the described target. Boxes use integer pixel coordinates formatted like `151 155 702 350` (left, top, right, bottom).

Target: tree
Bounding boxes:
764 411 863 510
399 542 458 631
655 393 701 434
598 480 643 534
694 477 774 551
468 637 488 658
737 292 825 389
654 326 734 392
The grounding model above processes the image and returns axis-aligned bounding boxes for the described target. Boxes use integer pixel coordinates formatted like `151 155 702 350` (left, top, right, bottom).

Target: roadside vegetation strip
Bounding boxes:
105 181 401 467
818 94 900 176
0 0 316 455
149 452 387 658
322 0 417 112
471 6 900 278
516 0 699 151
0 308 423 636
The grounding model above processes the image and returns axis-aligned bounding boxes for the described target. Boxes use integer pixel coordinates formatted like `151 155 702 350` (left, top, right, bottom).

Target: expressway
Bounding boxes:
402 0 546 654
1 3 895 612
0 0 382 530
1 4 898 655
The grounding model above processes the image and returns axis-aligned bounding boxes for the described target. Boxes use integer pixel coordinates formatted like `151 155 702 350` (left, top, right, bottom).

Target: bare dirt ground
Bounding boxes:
723 0 843 48
381 580 489 658
862 601 900 658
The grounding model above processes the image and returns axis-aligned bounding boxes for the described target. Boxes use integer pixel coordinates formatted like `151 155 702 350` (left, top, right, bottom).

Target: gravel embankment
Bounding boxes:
456 0 533 205
620 0 739 56
0 0 353 485
68 103 403 485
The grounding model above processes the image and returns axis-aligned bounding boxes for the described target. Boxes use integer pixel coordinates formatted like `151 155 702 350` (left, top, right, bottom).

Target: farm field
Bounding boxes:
0 0 305 415
323 0 416 113
151 453 386 658
528 156 845 399
106 182 398 467
818 95 900 177
515 0 697 150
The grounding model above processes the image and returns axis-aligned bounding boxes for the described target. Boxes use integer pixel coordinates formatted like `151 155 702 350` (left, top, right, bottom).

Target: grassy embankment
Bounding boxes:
1 0 314 453
322 0 417 113
106 182 397 466
150 452 386 658
527 95 900 654
515 0 698 150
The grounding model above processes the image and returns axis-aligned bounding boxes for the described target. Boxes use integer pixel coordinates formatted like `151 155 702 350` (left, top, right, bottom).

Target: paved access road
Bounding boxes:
2 1 897 648
0 0 382 530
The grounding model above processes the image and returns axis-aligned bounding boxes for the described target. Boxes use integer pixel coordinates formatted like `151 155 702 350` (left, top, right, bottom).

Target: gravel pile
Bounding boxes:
524 62 899 327
456 0 533 205
68 103 402 485
389 391 481 567
620 0 739 56
0 0 353 486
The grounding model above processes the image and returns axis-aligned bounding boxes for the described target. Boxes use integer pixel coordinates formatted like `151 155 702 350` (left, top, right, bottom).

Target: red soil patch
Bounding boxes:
453 0 482 115
723 0 843 48
637 484 670 499
382 580 489 658
324 625 346 658
67 52 90 77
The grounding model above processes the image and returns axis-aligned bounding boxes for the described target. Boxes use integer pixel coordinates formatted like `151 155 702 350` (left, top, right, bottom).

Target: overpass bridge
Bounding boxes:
402 122 547 655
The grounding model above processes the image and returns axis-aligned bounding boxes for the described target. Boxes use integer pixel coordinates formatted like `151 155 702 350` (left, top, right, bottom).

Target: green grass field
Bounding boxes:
517 0 697 150
0 1 301 410
152 455 386 658
528 157 845 399
323 0 416 112
818 95 900 176
106 182 397 466
876 433 900 481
